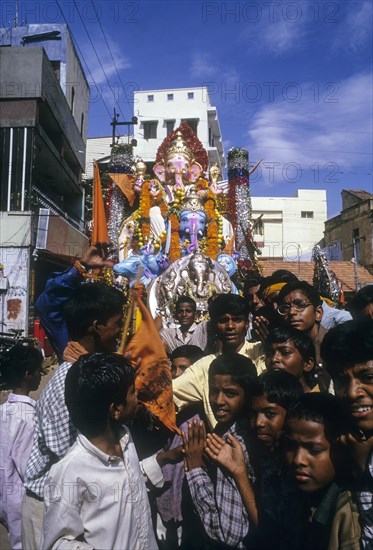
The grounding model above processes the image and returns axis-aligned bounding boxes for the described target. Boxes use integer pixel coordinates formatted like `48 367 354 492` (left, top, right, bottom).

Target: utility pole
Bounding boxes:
352 237 361 291
111 109 138 147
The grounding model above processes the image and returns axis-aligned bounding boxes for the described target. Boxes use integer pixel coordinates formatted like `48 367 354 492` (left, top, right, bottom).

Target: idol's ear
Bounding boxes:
189 162 202 182
153 162 166 182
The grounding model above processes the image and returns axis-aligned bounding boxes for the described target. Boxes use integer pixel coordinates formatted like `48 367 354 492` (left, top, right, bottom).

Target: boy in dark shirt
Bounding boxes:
283 393 361 550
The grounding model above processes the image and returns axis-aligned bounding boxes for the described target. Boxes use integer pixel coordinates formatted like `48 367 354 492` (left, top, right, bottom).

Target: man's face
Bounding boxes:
265 339 313 380
281 291 322 334
284 418 335 493
250 394 287 451
175 302 196 329
96 312 123 352
209 374 245 426
246 285 264 313
333 360 373 435
171 356 192 379
215 313 249 351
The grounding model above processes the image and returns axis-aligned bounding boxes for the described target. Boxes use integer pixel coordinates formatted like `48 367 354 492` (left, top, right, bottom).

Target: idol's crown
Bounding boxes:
164 132 193 163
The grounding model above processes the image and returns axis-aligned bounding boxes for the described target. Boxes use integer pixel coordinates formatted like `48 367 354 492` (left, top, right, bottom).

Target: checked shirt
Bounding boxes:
186 422 255 549
24 361 76 498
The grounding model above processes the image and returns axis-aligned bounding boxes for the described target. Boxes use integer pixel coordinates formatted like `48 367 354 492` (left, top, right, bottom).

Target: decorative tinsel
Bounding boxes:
227 148 253 261
107 145 134 260
108 184 129 259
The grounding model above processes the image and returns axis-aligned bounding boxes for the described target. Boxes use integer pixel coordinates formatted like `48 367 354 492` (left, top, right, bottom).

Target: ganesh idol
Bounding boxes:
115 123 234 284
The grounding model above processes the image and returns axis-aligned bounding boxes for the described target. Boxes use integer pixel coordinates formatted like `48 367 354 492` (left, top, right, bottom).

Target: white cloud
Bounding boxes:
239 0 308 55
80 37 131 87
190 53 218 78
333 1 372 52
246 72 373 184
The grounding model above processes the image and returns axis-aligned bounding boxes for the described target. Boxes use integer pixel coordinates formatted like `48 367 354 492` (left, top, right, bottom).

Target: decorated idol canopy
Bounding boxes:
106 123 261 324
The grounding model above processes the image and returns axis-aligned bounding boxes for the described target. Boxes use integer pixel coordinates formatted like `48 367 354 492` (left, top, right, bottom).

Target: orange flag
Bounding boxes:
125 291 179 433
92 162 109 244
108 173 136 206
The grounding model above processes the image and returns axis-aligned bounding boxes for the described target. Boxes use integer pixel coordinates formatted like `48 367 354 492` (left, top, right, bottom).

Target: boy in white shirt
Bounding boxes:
41 352 158 550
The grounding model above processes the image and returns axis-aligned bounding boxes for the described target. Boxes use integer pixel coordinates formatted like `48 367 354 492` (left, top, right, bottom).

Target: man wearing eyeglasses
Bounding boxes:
276 281 328 377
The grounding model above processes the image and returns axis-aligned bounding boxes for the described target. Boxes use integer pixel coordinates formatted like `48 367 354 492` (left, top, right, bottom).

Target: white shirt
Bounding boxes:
0 393 36 549
160 321 208 352
41 429 158 550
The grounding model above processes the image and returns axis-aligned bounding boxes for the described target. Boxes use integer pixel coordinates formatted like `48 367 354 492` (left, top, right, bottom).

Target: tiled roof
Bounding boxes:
259 260 373 292
344 189 373 201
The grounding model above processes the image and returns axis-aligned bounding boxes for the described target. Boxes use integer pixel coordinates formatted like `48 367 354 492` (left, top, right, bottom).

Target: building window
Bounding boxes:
80 113 84 136
167 93 174 101
143 121 157 139
301 211 314 218
166 120 175 136
254 219 264 236
71 86 75 115
188 92 194 99
147 94 154 102
181 118 198 134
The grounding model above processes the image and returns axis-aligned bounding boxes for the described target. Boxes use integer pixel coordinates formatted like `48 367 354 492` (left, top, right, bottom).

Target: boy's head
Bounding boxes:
277 281 323 334
348 285 373 320
208 353 257 426
250 371 303 451
169 344 204 379
0 343 43 392
264 327 316 386
321 318 373 436
65 352 136 438
63 283 126 351
174 296 197 330
208 294 250 351
284 393 343 493
243 274 264 313
259 271 298 310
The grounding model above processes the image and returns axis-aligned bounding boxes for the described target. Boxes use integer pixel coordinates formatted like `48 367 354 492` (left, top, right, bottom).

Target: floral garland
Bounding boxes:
134 177 225 261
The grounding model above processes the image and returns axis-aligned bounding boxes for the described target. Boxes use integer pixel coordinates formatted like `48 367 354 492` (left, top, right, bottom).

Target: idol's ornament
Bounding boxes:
111 123 261 323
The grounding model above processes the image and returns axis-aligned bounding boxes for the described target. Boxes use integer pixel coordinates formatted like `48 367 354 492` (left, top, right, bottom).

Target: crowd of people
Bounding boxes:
0 245 372 550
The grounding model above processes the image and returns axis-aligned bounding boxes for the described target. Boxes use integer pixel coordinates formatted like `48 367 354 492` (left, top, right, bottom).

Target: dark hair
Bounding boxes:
278 281 322 308
348 285 373 318
209 353 257 404
0 344 43 390
271 270 299 283
243 274 263 293
264 327 316 363
251 371 304 409
65 353 135 437
63 283 126 340
286 393 344 442
170 345 204 364
208 294 250 322
175 295 196 312
321 318 373 376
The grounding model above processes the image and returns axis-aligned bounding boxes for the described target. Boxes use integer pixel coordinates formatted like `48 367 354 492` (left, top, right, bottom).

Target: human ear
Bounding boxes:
303 356 315 373
110 402 124 421
315 305 323 322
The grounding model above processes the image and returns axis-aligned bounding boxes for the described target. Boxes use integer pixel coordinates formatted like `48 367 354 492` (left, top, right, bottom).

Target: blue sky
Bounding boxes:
2 0 372 217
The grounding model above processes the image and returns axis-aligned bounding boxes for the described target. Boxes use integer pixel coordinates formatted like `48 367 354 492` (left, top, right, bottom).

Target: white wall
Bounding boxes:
133 87 225 169
252 190 327 259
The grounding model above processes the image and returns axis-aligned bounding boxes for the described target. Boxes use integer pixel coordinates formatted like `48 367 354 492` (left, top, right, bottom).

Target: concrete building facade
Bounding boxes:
322 190 373 273
133 87 225 171
0 25 89 336
251 189 327 260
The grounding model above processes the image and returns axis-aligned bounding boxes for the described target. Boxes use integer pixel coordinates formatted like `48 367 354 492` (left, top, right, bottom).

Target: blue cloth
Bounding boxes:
35 267 82 363
321 302 352 330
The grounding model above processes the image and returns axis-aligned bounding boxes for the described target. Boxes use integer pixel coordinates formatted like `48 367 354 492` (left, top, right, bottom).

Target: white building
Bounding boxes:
251 189 327 260
134 87 225 170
